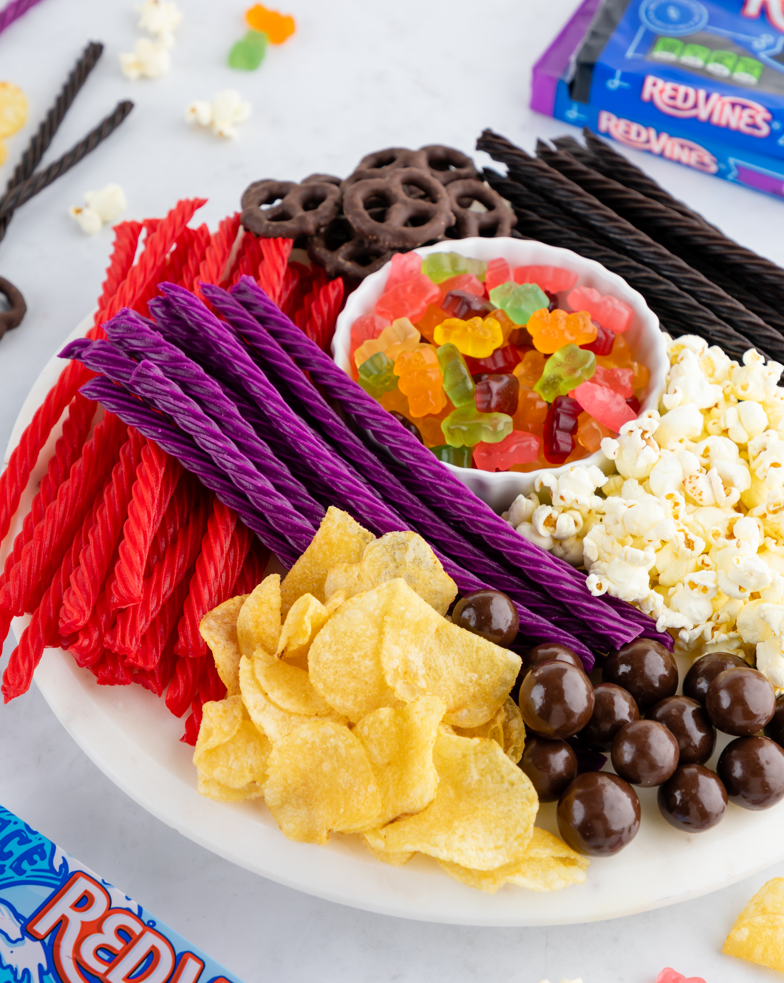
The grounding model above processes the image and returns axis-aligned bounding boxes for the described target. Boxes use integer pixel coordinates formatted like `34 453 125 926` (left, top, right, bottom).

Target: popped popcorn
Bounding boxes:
69 184 127 234
503 334 784 691
138 0 182 46
186 90 251 139
120 37 171 79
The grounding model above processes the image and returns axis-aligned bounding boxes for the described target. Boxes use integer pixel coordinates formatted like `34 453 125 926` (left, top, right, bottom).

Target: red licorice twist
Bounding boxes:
181 660 227 746
96 221 143 315
236 232 262 281
196 212 241 302
143 474 197 577
134 570 196 673
292 263 328 332
91 649 133 686
234 537 269 594
166 654 206 718
134 635 177 697
305 277 345 350
255 237 292 305
178 224 211 292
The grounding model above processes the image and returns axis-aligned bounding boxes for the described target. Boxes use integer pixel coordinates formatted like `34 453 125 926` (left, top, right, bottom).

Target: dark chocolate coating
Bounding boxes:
611 719 680 787
602 639 678 710
657 764 727 832
557 772 641 857
706 667 776 736
764 694 784 748
683 652 748 706
579 682 639 749
388 411 423 443
519 736 578 802
521 643 583 678
518 662 595 740
717 736 784 810
647 696 716 765
451 590 519 646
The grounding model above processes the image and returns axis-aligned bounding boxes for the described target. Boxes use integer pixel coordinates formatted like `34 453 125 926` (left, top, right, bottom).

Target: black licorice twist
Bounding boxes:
477 130 774 359
538 140 784 309
0 100 133 221
0 41 104 243
485 170 755 360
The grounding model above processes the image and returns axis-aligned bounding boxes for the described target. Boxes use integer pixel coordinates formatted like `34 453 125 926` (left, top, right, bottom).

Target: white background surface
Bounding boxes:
1 0 784 980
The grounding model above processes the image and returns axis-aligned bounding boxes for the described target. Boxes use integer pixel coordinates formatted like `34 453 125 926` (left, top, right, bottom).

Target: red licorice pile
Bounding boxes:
0 199 343 742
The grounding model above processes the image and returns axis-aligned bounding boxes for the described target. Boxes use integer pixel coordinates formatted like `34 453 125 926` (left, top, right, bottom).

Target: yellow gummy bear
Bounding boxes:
245 3 296 43
527 308 596 355
0 82 27 140
433 316 503 359
354 318 420 368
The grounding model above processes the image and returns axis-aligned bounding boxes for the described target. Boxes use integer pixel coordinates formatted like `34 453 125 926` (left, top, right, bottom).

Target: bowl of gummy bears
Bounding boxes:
333 237 668 511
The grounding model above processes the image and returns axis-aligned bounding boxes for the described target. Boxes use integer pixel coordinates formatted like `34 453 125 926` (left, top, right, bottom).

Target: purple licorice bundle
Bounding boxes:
230 276 664 649
100 311 325 528
201 283 612 651
148 287 594 659
77 378 300 567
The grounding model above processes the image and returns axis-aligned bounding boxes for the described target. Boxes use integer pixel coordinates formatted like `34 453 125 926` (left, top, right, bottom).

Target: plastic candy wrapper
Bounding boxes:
533 0 784 199
0 802 245 983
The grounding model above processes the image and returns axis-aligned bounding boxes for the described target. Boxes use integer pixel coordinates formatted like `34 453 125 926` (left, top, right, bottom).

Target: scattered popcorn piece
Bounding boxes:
120 37 171 79
186 90 251 139
138 0 182 46
69 184 127 234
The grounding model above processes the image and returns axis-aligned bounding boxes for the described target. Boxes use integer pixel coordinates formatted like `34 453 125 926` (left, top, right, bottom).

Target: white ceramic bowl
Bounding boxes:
333 237 668 513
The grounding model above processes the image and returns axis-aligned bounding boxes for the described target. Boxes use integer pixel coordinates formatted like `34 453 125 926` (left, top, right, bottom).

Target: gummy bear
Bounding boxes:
569 381 637 432
632 361 650 389
245 3 296 43
576 412 613 453
534 344 596 402
489 282 549 326
513 265 578 293
527 308 596 355
416 304 448 344
474 373 519 415
376 274 439 323
228 30 268 70
567 286 633 334
513 350 547 389
543 395 581 464
485 258 512 292
438 274 485 303
394 346 446 417
389 410 423 443
416 401 455 447
350 313 387 367
442 289 491 321
492 309 518 344
508 325 534 348
473 431 540 471
359 352 398 398
441 405 513 448
464 345 521 376
434 316 503 359
581 319 614 356
421 252 487 284
354 318 420 367
431 444 473 468
385 251 422 291
379 388 411 417
437 343 476 408
513 388 548 432
655 970 706 983
593 364 633 398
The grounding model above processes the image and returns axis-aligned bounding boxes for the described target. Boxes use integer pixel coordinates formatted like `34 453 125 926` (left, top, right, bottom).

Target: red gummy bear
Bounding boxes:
438 273 485 303
581 319 614 356
567 285 633 334
376 273 440 323
513 264 578 293
385 251 422 291
593 365 633 398
485 258 512 292
473 430 540 471
656 969 706 983
464 345 522 376
543 395 581 464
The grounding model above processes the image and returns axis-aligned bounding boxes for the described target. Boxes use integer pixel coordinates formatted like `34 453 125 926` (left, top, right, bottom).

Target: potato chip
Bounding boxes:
308 585 403 722
455 697 525 764
438 828 588 894
275 593 330 662
324 531 457 615
193 697 271 801
0 83 27 139
280 507 375 614
200 594 248 696
264 719 382 844
353 696 445 826
239 654 347 742
724 877 784 971
237 574 281 658
361 835 415 867
364 729 537 870
379 579 521 728
253 650 336 717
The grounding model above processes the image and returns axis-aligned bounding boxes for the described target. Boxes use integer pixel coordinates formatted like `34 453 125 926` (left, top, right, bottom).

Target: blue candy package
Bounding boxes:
0 804 244 983
533 0 784 197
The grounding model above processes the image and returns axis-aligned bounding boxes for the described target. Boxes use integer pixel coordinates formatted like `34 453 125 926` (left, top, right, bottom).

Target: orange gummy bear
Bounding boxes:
513 389 548 432
416 304 448 343
527 308 596 354
576 412 613 454
394 346 446 417
245 3 296 43
513 350 547 389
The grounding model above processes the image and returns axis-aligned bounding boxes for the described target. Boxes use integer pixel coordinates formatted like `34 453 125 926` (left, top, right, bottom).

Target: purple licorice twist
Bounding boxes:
0 0 44 34
62 337 319 556
77 378 299 567
201 283 610 650
149 288 592 659
102 310 325 528
229 276 657 648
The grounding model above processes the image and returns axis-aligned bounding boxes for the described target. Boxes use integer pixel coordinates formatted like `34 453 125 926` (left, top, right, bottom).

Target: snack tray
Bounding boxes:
5 319 784 926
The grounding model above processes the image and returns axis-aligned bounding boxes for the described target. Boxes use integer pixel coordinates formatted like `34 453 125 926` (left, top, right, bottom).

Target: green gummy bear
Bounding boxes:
441 405 513 448
359 352 398 398
431 444 473 468
421 252 488 285
489 281 549 325
436 343 475 408
534 344 596 403
228 30 268 70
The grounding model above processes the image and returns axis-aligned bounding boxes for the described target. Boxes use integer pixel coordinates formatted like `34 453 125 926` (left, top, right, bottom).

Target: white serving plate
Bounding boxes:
333 237 669 513
5 321 784 927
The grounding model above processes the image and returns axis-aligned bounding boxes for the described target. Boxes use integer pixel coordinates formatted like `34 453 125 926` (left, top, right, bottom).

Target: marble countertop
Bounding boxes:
1 0 784 980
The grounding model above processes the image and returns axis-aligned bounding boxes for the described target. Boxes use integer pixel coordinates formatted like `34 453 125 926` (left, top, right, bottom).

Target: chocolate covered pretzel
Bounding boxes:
0 276 26 338
307 216 395 280
241 179 342 238
343 168 454 248
445 179 517 238
421 145 479 185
